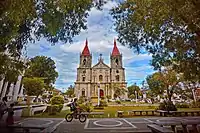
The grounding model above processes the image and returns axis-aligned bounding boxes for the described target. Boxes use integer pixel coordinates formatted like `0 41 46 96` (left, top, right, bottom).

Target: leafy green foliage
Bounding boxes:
64 85 74 98
25 56 58 86
158 100 177 111
79 102 94 112
127 84 140 97
1 0 108 55
100 100 108 107
146 69 182 101
115 100 121 104
48 96 64 114
0 54 26 83
42 94 47 99
111 0 200 81
23 77 45 96
191 101 200 108
129 94 135 100
78 96 86 104
113 84 127 99
0 0 108 82
50 96 64 105
106 95 111 99
175 103 189 108
45 105 63 115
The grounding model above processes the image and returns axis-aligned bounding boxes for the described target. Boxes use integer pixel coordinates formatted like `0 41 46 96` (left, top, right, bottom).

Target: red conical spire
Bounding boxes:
112 39 120 56
82 39 90 56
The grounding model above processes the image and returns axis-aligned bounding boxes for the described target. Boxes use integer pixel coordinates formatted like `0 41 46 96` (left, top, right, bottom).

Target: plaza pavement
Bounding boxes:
1 116 200 133
55 117 200 133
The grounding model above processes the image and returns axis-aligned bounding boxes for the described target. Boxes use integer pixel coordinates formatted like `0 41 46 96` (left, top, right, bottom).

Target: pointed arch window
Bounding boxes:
99 75 103 82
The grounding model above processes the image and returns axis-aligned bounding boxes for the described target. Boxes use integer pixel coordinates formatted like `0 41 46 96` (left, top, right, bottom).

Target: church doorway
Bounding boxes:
82 90 85 96
100 89 104 98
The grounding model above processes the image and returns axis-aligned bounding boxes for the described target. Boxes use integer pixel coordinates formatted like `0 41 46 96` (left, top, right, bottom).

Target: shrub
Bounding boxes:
78 96 86 104
21 107 31 117
79 102 94 112
50 96 64 105
58 104 63 111
100 100 108 107
158 100 177 111
175 103 189 108
106 95 111 99
190 101 200 108
101 96 106 100
45 105 63 115
116 100 121 104
48 105 58 115
42 94 47 99
94 106 104 110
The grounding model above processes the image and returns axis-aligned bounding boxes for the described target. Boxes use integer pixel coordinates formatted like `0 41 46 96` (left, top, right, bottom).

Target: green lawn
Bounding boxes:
178 108 200 111
94 106 157 118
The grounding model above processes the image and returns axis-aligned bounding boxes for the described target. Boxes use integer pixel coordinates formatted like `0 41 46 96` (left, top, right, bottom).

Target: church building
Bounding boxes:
74 39 127 100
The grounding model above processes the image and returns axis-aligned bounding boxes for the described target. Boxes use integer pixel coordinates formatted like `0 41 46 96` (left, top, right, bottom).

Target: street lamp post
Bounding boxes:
189 83 197 103
135 91 137 103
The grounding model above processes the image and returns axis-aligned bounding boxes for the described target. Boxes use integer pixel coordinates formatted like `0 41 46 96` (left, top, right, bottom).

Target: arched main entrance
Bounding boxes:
100 89 104 98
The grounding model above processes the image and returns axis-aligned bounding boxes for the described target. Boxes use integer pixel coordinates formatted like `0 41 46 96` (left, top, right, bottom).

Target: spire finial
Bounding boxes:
82 39 90 56
112 38 120 56
86 38 88 45
114 38 116 46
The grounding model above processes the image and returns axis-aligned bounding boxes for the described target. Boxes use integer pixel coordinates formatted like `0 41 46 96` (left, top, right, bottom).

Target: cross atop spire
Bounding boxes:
99 53 103 62
111 38 120 56
82 38 90 56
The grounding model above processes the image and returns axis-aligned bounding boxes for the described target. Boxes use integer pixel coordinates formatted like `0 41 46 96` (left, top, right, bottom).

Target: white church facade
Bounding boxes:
74 39 128 100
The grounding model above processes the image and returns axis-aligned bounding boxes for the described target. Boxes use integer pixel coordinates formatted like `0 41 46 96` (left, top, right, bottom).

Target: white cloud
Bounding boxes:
25 1 156 90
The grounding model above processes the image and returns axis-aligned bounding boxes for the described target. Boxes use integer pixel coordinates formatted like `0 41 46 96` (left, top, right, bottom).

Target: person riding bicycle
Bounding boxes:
70 98 79 118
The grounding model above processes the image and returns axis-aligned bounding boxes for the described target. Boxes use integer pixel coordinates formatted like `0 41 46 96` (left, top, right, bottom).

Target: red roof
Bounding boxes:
112 39 120 56
82 39 90 56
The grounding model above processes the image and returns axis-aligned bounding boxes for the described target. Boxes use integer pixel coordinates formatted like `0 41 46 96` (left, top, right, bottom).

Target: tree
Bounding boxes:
0 0 109 81
111 0 200 82
113 84 127 99
129 94 135 100
0 55 26 83
64 85 74 98
180 81 200 102
23 77 45 97
0 0 109 56
146 68 182 101
127 83 140 97
25 56 58 86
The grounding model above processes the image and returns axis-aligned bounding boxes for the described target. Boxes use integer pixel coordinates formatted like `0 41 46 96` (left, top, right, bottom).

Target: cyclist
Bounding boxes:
70 98 79 118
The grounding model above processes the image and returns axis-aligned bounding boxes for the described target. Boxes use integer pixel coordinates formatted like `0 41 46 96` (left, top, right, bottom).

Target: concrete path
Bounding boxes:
54 116 200 133
1 117 200 133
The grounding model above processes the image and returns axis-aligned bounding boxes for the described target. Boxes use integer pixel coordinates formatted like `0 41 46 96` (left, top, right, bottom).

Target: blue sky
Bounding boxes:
26 1 155 92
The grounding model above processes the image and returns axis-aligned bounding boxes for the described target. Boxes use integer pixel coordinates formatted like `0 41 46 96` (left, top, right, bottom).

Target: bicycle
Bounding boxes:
65 107 87 123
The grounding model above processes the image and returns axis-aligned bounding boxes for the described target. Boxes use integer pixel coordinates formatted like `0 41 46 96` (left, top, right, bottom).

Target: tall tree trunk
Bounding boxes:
26 95 31 116
167 89 172 102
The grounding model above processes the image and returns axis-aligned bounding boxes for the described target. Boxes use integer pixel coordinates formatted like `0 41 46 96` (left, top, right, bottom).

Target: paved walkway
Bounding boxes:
1 117 200 133
54 116 200 133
